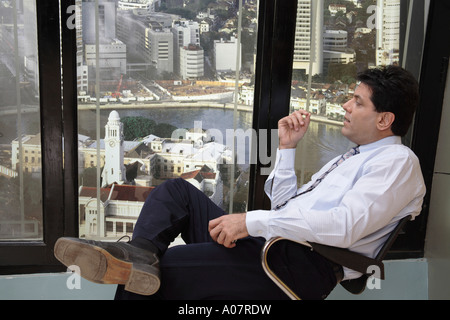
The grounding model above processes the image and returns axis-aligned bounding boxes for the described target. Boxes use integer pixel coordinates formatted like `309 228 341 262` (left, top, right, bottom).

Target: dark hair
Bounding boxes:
357 65 420 137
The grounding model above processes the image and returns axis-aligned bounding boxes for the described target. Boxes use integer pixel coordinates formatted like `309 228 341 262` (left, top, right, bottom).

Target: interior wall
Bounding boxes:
424 63 450 300
0 259 428 300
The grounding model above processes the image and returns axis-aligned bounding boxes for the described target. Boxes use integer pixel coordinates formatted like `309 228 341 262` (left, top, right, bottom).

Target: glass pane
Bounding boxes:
0 1 42 240
77 0 258 239
291 0 422 186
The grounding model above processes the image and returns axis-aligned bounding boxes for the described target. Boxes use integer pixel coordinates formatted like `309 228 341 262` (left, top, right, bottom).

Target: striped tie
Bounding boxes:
275 146 360 210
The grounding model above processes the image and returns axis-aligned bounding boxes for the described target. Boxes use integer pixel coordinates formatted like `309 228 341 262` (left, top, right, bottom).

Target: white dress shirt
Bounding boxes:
246 136 426 280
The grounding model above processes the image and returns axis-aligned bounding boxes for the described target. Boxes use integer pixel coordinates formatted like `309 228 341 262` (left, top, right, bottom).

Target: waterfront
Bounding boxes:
0 103 351 182
76 105 352 181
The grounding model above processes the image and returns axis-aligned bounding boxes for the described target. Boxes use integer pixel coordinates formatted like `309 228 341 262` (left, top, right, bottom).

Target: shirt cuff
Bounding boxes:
245 209 271 239
276 148 296 170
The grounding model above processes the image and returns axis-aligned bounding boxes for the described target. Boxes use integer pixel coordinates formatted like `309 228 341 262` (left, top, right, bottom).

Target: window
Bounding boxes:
0 0 42 241
76 0 259 240
0 0 67 273
287 0 427 256
0 0 442 274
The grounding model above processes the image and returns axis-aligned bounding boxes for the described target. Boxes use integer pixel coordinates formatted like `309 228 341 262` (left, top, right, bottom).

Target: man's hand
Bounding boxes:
278 110 311 149
209 213 249 248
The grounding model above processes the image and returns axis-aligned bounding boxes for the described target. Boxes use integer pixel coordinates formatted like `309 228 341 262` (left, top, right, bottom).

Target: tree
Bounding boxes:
122 117 156 140
154 122 178 138
327 63 357 83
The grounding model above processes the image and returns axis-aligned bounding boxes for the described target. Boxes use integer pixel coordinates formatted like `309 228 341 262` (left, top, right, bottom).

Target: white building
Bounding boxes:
82 0 116 44
328 4 347 16
77 110 229 239
118 0 159 12
101 111 127 187
214 36 241 72
293 0 324 76
199 20 211 34
196 8 215 20
181 165 223 208
146 22 174 74
323 50 355 65
72 0 88 93
323 30 348 50
376 0 401 66
116 11 174 74
79 183 154 238
172 20 200 47
239 85 255 106
180 44 204 79
85 39 127 77
172 20 201 75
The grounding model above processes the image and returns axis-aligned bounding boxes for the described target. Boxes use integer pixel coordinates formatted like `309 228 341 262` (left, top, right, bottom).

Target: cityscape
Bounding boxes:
0 0 400 240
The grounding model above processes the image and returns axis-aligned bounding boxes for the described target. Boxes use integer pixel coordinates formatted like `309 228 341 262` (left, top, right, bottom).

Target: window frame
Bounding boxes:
0 0 67 274
1 0 447 275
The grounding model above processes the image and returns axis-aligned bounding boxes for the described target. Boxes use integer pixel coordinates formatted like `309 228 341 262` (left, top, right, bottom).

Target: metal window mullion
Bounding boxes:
12 0 25 236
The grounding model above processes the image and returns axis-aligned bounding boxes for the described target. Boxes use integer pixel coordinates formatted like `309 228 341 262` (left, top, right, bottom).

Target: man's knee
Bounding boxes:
163 177 188 189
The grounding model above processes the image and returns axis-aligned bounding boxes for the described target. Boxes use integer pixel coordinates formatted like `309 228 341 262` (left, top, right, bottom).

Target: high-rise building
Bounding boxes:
293 0 324 76
74 0 88 93
180 44 204 80
376 0 400 66
172 20 201 75
146 22 174 74
116 11 174 74
214 36 241 72
82 0 117 45
84 39 127 79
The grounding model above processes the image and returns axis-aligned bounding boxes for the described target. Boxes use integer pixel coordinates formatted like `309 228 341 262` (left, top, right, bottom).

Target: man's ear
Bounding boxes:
377 112 395 132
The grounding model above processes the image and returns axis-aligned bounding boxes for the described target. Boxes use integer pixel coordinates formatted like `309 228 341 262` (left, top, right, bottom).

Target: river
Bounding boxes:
77 107 353 179
0 105 352 181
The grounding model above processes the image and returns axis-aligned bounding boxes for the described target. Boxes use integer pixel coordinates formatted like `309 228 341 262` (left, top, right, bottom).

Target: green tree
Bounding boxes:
327 63 357 83
122 117 156 140
154 122 178 138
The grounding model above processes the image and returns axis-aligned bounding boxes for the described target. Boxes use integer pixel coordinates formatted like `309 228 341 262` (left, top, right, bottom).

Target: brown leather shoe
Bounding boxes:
54 237 160 295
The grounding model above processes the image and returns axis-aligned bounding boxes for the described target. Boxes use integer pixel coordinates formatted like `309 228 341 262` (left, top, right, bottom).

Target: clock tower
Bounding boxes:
102 110 126 187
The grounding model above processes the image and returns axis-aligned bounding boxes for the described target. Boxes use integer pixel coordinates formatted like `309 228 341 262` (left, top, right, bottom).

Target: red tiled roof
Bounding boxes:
180 168 216 183
180 170 200 180
110 184 155 202
79 184 154 202
79 186 111 202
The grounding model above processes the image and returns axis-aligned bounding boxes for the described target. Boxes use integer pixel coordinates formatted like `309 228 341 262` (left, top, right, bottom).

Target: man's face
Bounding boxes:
341 83 384 145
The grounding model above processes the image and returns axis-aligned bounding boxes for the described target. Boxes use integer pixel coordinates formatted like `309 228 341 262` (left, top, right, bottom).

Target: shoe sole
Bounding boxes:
54 238 160 295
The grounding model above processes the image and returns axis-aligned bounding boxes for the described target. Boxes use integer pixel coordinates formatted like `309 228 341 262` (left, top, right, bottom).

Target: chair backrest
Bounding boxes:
340 215 412 295
375 215 412 261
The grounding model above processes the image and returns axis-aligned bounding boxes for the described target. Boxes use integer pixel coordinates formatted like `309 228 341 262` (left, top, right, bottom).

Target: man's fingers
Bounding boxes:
208 214 248 248
208 219 220 241
281 110 310 131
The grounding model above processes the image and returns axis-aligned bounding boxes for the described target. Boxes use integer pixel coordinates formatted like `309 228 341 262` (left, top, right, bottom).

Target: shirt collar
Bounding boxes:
359 136 402 153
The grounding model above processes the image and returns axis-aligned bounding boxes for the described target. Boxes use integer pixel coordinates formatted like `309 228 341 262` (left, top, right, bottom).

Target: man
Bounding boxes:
54 66 425 300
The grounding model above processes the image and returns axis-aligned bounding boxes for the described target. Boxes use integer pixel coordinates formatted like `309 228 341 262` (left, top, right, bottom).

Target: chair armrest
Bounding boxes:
261 237 385 300
261 237 302 300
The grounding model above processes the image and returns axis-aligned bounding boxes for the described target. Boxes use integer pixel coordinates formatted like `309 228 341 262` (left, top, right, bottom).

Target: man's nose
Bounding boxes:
342 100 351 111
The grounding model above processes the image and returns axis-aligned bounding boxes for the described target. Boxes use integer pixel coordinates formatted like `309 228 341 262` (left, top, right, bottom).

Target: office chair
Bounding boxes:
261 215 412 300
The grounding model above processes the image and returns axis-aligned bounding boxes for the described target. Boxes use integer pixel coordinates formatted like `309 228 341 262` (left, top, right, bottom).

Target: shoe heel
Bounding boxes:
125 263 160 296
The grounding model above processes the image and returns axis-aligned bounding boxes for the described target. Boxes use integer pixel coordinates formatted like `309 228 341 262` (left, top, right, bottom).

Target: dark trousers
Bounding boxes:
114 178 339 300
